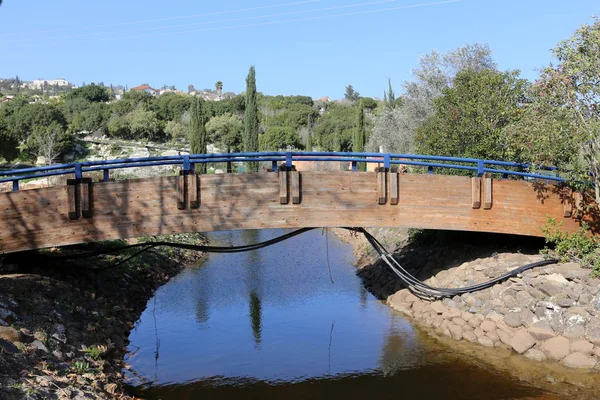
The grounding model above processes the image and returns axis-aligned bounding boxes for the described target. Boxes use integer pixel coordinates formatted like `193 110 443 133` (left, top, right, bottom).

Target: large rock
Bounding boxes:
585 318 600 345
571 339 594 355
554 263 590 281
509 329 536 354
538 282 563 297
463 330 477 343
430 301 446 315
561 352 597 369
524 348 547 362
497 329 512 346
478 336 495 347
0 326 20 343
564 314 587 340
542 336 571 360
504 312 522 328
480 320 496 332
528 320 556 341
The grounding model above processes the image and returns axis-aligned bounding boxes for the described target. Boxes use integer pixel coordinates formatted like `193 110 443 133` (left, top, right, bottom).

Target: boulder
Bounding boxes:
561 352 597 369
463 331 478 343
430 301 446 315
528 320 556 341
509 329 536 354
504 312 522 328
571 339 594 355
554 263 589 281
480 320 496 332
524 348 547 362
542 336 571 360
478 336 495 347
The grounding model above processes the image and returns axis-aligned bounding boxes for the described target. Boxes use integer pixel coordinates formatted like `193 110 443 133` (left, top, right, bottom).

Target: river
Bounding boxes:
125 229 556 399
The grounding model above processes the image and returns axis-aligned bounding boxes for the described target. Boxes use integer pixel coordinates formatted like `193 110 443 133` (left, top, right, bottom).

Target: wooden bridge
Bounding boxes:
0 152 596 254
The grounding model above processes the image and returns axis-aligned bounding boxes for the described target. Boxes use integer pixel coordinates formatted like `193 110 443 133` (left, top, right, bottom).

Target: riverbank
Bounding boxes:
0 233 206 399
347 228 600 373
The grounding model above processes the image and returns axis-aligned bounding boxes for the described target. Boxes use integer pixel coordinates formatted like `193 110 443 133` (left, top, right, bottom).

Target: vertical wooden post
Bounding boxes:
80 178 93 218
177 171 187 210
483 174 493 210
390 171 399 205
291 169 301 204
278 165 288 204
66 179 80 220
471 177 482 209
574 192 584 219
376 167 387 205
189 174 199 209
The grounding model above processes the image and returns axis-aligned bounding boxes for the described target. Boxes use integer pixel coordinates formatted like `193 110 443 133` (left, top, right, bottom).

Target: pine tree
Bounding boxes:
244 66 259 172
387 78 395 107
353 102 366 171
189 97 207 174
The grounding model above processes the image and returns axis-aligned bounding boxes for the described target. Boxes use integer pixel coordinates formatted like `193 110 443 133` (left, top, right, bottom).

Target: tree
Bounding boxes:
215 81 223 99
344 85 360 102
259 126 303 151
353 103 366 171
206 113 243 153
244 66 259 172
127 109 161 140
315 103 355 151
386 79 396 108
415 69 528 162
189 97 207 173
65 83 111 103
367 43 496 154
528 18 600 206
31 122 69 165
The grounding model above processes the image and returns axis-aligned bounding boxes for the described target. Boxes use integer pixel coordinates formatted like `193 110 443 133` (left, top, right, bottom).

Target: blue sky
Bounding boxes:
0 0 598 99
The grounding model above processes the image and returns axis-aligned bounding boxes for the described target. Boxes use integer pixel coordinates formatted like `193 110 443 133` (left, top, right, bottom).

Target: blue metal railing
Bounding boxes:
0 151 569 191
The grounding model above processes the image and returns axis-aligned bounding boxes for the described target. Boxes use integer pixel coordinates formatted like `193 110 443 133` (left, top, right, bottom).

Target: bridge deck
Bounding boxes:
0 171 593 254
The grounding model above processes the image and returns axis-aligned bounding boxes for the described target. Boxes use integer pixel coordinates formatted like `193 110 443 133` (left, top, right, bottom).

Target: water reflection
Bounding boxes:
125 229 554 399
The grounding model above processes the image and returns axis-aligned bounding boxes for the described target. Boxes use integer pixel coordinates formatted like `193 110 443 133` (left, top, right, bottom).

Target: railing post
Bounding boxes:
285 152 293 169
12 180 19 191
383 154 391 171
427 166 434 175
352 161 357 172
75 163 83 180
272 160 278 172
183 155 191 173
103 169 110 182
477 160 484 177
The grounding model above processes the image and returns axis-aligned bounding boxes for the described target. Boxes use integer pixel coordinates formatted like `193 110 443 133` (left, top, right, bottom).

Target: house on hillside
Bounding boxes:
314 96 331 114
130 83 159 96
0 95 14 104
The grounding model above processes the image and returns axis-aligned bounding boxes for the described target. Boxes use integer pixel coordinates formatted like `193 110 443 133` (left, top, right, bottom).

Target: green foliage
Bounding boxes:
541 217 600 276
344 84 360 102
206 112 242 152
65 83 110 103
128 109 162 140
72 360 90 374
315 103 356 151
189 97 207 173
360 97 378 110
415 69 528 162
83 345 105 361
152 92 192 121
70 102 110 133
353 104 366 170
165 120 187 139
244 66 259 171
259 126 303 151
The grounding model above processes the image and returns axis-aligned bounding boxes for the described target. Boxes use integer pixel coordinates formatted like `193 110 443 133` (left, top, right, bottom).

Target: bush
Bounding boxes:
541 217 600 276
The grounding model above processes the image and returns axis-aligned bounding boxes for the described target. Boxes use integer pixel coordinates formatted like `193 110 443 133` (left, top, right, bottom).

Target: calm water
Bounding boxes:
125 229 553 399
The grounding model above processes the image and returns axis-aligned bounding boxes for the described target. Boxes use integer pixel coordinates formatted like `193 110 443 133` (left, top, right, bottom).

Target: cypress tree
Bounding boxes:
387 78 395 107
353 102 366 171
244 66 259 172
189 97 207 174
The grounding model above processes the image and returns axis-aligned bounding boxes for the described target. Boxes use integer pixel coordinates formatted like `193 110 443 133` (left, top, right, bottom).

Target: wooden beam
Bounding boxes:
471 177 482 209
66 179 79 220
80 178 92 218
177 171 187 210
483 175 493 210
390 171 399 205
377 167 387 205
189 174 199 209
291 170 301 204
279 165 288 204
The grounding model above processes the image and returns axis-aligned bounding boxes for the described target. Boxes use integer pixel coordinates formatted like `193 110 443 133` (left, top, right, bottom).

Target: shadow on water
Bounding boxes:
124 229 558 400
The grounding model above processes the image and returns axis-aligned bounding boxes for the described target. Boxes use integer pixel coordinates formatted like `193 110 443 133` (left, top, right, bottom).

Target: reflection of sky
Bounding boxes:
126 229 420 386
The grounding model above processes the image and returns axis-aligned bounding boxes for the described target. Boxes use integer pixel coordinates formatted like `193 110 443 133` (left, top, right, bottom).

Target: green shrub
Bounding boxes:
541 217 600 276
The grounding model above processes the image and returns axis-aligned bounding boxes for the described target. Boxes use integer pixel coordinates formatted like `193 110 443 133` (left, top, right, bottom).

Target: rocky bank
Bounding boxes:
351 229 600 372
0 234 206 399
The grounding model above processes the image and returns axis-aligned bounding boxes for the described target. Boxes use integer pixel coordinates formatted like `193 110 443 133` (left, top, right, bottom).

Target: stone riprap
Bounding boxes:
359 252 600 371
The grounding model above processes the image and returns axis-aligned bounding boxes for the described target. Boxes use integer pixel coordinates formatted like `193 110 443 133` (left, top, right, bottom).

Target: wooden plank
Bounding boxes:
81 178 92 218
471 177 482 209
66 179 79 220
390 172 399 205
279 166 288 204
483 175 493 210
177 171 187 210
189 174 199 209
377 167 387 205
291 170 301 204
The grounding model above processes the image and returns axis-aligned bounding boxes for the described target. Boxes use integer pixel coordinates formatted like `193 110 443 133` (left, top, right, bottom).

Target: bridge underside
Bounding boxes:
0 171 595 254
